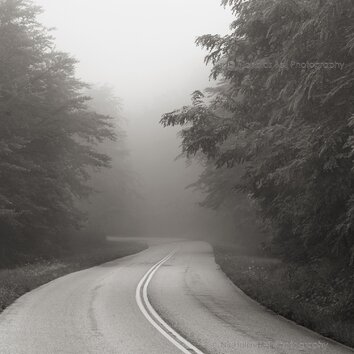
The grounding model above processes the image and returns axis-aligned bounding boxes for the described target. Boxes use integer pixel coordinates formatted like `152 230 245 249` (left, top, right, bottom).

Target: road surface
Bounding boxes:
0 240 352 354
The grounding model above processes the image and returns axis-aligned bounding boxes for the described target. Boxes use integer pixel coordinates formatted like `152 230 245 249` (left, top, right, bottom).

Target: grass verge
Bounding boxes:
0 240 147 312
214 243 354 348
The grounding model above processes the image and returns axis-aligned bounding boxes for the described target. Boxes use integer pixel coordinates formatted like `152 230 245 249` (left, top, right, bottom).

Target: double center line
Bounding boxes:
135 249 205 354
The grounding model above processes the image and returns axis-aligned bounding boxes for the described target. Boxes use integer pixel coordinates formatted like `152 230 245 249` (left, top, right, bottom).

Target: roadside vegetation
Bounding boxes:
0 0 140 269
0 240 146 312
161 0 354 346
214 244 354 348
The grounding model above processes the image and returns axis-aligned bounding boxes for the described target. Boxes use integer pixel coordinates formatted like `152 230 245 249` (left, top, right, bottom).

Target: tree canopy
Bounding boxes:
0 0 116 248
161 0 354 263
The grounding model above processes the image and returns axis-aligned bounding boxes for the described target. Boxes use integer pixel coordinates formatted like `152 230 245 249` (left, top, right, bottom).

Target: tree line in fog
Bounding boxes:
0 0 135 258
162 0 354 264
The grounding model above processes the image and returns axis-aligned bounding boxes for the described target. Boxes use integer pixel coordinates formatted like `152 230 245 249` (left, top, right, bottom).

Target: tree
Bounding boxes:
80 85 142 238
0 0 115 249
161 0 354 263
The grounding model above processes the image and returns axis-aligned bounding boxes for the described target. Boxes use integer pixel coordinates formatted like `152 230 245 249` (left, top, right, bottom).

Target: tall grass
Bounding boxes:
0 241 146 312
214 244 354 348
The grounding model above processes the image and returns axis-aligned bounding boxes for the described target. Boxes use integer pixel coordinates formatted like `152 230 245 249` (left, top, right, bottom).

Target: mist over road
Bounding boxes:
0 240 352 354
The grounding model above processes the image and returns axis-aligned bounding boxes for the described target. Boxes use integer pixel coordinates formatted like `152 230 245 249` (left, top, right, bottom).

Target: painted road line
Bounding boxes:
136 250 205 354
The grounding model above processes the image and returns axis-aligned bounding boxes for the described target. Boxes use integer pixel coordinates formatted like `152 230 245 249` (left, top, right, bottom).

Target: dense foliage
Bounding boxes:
161 0 354 263
0 0 115 250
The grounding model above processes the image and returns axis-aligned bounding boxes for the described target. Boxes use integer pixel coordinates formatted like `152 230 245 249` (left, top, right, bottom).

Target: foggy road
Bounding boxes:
0 241 352 354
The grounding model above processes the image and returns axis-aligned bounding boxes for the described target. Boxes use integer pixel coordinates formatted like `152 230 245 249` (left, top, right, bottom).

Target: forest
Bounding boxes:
162 0 354 265
1 0 354 350
0 0 138 266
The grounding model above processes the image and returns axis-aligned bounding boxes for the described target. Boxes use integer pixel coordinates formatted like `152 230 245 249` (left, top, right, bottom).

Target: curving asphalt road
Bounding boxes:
0 240 353 354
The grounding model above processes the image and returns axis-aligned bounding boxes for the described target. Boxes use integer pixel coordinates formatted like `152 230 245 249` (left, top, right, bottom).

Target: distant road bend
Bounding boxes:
0 240 353 354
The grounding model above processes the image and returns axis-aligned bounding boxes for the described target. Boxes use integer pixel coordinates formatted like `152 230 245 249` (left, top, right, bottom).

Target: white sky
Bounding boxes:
35 0 232 101
34 0 234 236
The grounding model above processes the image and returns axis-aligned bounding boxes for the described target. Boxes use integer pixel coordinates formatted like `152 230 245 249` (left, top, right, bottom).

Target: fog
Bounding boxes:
34 0 234 238
1 1 351 349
